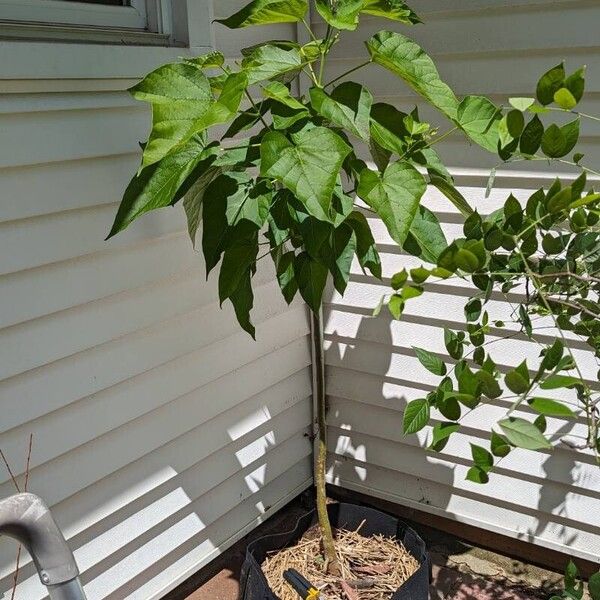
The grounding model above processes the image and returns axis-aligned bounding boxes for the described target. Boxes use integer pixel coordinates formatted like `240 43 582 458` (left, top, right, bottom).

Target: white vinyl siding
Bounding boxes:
322 0 600 564
0 3 312 599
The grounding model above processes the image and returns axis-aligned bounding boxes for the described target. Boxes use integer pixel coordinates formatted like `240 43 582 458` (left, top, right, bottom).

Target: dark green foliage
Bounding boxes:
109 0 599 485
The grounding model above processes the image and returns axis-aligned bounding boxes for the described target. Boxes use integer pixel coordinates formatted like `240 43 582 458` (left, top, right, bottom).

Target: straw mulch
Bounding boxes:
262 522 420 600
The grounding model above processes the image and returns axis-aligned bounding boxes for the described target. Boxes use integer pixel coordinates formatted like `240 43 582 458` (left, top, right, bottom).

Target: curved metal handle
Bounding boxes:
0 493 86 599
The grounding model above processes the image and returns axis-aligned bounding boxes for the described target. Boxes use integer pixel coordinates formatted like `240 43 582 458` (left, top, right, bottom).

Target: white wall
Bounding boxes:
0 3 312 598
322 0 600 564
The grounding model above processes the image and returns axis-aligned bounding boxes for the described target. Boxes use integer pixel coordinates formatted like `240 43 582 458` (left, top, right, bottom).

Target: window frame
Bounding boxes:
0 1 214 82
0 0 148 30
0 0 179 45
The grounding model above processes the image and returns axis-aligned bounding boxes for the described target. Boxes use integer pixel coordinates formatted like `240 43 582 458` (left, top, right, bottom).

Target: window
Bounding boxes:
0 0 174 45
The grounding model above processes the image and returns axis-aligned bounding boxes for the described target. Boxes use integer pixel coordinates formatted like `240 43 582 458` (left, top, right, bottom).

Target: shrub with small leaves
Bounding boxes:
387 64 600 480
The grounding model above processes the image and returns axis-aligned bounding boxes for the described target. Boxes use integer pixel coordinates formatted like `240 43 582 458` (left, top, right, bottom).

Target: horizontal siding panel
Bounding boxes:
0 105 147 168
0 154 139 224
0 233 194 329
0 202 184 276
318 5 600 56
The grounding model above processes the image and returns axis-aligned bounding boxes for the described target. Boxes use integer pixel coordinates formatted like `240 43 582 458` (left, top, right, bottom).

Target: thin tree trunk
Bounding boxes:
311 309 341 576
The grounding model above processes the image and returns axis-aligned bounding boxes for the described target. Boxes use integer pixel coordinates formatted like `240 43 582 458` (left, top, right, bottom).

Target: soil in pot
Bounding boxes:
262 521 420 600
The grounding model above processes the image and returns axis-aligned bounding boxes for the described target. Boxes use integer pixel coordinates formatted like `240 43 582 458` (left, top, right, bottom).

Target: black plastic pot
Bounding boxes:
239 502 430 600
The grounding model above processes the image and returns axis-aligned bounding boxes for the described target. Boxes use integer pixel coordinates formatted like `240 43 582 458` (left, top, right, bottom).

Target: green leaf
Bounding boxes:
185 51 226 70
310 82 373 141
403 398 430 434
315 0 363 30
391 269 408 290
429 422 459 452
565 66 586 103
466 466 489 484
345 211 382 278
541 339 564 371
361 0 421 22
589 572 600 600
491 431 511 457
324 224 357 294
109 135 210 238
130 62 213 168
476 370 502 399
229 269 256 338
464 298 482 322
201 173 256 274
536 63 565 106
358 161 426 245
369 102 411 155
541 119 579 158
242 44 304 84
528 397 576 418
226 177 271 228
403 205 448 264
554 87 577 110
430 176 474 217
366 31 459 120
274 250 298 303
456 95 501 152
509 97 535 111
293 252 328 312
506 109 525 138
262 81 306 111
413 347 447 376
219 237 259 303
183 165 222 247
471 443 494 471
388 294 404 319
505 370 529 395
410 267 430 284
540 375 582 390
499 417 552 450
519 115 544 155
216 0 308 28
260 127 351 222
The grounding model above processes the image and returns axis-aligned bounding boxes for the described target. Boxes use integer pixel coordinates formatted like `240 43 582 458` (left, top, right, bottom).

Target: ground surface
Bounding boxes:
163 494 570 600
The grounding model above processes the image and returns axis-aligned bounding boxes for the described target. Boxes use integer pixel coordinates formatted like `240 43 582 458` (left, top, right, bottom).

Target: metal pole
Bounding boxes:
0 493 86 600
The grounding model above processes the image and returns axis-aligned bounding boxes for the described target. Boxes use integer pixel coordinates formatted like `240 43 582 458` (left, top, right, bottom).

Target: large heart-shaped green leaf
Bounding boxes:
310 82 373 141
130 62 213 168
361 0 421 23
366 31 459 120
260 127 351 222
108 135 209 238
216 0 308 28
242 44 304 85
357 161 426 244
315 0 363 30
456 95 501 152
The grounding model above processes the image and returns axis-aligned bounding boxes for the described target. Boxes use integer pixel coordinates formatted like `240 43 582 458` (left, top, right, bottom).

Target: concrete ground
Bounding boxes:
163 494 574 600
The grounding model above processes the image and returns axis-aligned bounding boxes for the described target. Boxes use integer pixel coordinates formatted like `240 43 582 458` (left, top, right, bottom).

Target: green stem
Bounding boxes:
311 309 341 576
546 106 600 123
324 60 371 88
318 25 333 86
301 17 319 43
